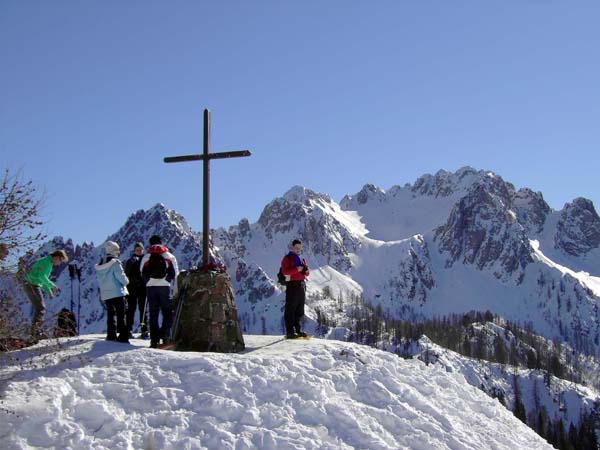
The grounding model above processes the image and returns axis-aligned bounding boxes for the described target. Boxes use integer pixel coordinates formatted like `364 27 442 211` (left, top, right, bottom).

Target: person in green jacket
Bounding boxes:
22 249 69 340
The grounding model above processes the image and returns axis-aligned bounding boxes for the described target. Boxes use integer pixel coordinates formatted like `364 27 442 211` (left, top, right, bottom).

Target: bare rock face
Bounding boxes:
256 186 361 272
511 188 551 235
234 260 276 305
107 203 207 269
411 167 479 198
435 177 533 283
387 236 435 306
555 198 600 256
339 183 386 207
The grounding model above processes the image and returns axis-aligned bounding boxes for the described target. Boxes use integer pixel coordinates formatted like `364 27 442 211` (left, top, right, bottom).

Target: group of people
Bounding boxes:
95 235 179 348
15 236 311 344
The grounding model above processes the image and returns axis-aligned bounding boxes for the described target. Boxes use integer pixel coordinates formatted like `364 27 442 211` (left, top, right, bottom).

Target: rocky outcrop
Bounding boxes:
435 177 533 283
387 236 435 306
555 198 600 256
511 188 551 235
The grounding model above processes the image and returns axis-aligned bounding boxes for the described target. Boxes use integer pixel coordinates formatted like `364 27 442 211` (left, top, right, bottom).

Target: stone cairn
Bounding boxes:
172 269 245 352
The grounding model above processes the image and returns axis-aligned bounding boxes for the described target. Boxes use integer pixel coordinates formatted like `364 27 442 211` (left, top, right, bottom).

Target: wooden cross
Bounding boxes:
164 109 251 267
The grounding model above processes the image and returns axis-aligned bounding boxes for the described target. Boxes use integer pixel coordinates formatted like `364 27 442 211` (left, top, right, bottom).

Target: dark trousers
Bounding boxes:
106 296 127 340
22 282 46 337
284 281 305 334
126 285 147 333
147 286 172 345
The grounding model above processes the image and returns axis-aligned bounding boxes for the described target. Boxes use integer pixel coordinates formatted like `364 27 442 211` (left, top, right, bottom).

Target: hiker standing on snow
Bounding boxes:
125 242 148 339
141 235 178 349
21 249 69 340
280 239 310 339
95 241 130 343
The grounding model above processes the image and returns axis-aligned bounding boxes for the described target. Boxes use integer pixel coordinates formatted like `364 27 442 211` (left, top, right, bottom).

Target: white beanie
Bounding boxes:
105 241 120 256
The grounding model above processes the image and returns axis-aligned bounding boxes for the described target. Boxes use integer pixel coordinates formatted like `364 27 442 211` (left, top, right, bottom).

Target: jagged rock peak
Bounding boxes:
511 188 551 235
435 178 533 283
411 166 484 197
555 197 600 256
341 167 509 208
105 203 201 261
144 203 194 234
257 187 337 239
340 183 386 206
282 186 332 204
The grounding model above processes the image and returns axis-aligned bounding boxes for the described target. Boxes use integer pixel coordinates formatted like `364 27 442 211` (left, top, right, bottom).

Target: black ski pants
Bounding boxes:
126 285 147 333
284 281 306 334
105 296 127 340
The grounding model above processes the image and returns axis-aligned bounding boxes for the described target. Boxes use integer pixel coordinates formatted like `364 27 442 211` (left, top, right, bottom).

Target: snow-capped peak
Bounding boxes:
282 185 331 204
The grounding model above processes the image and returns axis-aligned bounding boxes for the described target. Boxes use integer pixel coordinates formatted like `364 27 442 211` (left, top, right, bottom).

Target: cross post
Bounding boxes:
164 109 251 267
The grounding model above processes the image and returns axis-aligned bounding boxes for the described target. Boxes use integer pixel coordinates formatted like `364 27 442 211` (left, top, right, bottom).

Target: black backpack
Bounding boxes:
144 253 168 279
55 308 77 337
277 255 293 286
277 267 287 286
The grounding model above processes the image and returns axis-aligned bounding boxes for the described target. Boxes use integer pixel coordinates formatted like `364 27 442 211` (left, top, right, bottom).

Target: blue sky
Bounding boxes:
2 1 600 247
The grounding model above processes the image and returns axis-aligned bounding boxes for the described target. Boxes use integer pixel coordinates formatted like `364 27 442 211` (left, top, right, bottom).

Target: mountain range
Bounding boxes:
5 166 600 445
9 166 600 356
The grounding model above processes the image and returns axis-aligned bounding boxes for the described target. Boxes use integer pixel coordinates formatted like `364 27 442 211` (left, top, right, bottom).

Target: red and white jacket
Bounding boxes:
140 244 179 290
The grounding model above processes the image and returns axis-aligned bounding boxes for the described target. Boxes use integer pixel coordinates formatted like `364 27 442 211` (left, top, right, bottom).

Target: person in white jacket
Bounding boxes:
95 241 129 343
140 235 178 348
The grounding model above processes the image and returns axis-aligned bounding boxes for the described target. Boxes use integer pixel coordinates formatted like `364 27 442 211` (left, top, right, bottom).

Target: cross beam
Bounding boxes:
164 109 251 267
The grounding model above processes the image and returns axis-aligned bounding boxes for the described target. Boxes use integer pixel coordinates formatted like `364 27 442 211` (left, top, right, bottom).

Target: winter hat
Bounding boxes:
105 241 120 256
149 235 162 246
134 242 144 250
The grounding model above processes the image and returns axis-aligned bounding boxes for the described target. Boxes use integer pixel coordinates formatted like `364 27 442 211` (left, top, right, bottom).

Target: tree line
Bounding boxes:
311 291 600 450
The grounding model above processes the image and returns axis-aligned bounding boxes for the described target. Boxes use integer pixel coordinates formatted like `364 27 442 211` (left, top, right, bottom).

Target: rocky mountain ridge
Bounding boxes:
5 167 600 356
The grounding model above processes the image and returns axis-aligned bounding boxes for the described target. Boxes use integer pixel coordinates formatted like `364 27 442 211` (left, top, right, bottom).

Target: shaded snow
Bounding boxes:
0 335 553 450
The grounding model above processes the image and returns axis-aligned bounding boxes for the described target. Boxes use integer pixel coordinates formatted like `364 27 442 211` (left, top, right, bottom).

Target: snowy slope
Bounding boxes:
0 335 553 450
409 337 599 432
339 167 481 241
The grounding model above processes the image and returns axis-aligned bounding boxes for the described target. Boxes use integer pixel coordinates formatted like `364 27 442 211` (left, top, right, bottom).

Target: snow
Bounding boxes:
531 239 600 296
0 335 553 450
417 337 599 430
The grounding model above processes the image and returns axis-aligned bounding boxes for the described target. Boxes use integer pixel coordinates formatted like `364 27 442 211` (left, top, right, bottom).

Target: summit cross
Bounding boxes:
164 109 251 267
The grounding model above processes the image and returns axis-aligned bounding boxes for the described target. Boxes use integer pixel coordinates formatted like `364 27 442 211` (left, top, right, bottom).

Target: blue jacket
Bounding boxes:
95 257 129 301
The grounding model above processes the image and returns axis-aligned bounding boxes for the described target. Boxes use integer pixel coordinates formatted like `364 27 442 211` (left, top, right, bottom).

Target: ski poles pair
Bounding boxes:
68 263 82 335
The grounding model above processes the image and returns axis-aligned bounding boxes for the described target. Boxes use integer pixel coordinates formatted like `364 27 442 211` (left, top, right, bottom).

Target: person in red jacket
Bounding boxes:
280 239 310 339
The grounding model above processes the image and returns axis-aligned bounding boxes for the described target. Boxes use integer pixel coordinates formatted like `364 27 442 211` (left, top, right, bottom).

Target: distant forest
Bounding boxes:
311 291 600 450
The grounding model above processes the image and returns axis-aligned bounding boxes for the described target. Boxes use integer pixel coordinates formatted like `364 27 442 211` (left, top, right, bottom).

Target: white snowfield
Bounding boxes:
0 335 553 450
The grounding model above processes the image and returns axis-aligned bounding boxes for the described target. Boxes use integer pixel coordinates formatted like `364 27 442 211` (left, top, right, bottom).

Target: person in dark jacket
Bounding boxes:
140 235 178 348
280 239 310 339
95 241 130 343
124 242 148 338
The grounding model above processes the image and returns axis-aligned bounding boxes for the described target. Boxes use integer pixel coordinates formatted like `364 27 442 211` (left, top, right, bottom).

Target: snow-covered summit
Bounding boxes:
282 185 332 204
0 335 553 450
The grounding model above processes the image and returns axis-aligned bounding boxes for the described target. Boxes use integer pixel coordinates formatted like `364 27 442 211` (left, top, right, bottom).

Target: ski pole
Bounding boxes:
170 284 188 342
140 294 148 333
76 264 81 335
68 264 75 314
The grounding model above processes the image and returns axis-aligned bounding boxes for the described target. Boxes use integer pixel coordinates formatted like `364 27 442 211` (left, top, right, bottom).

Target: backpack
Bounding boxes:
277 255 293 286
277 267 287 286
144 253 169 280
54 308 77 337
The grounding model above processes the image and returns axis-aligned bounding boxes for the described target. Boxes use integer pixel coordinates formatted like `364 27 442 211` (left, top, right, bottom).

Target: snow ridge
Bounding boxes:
0 335 553 450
